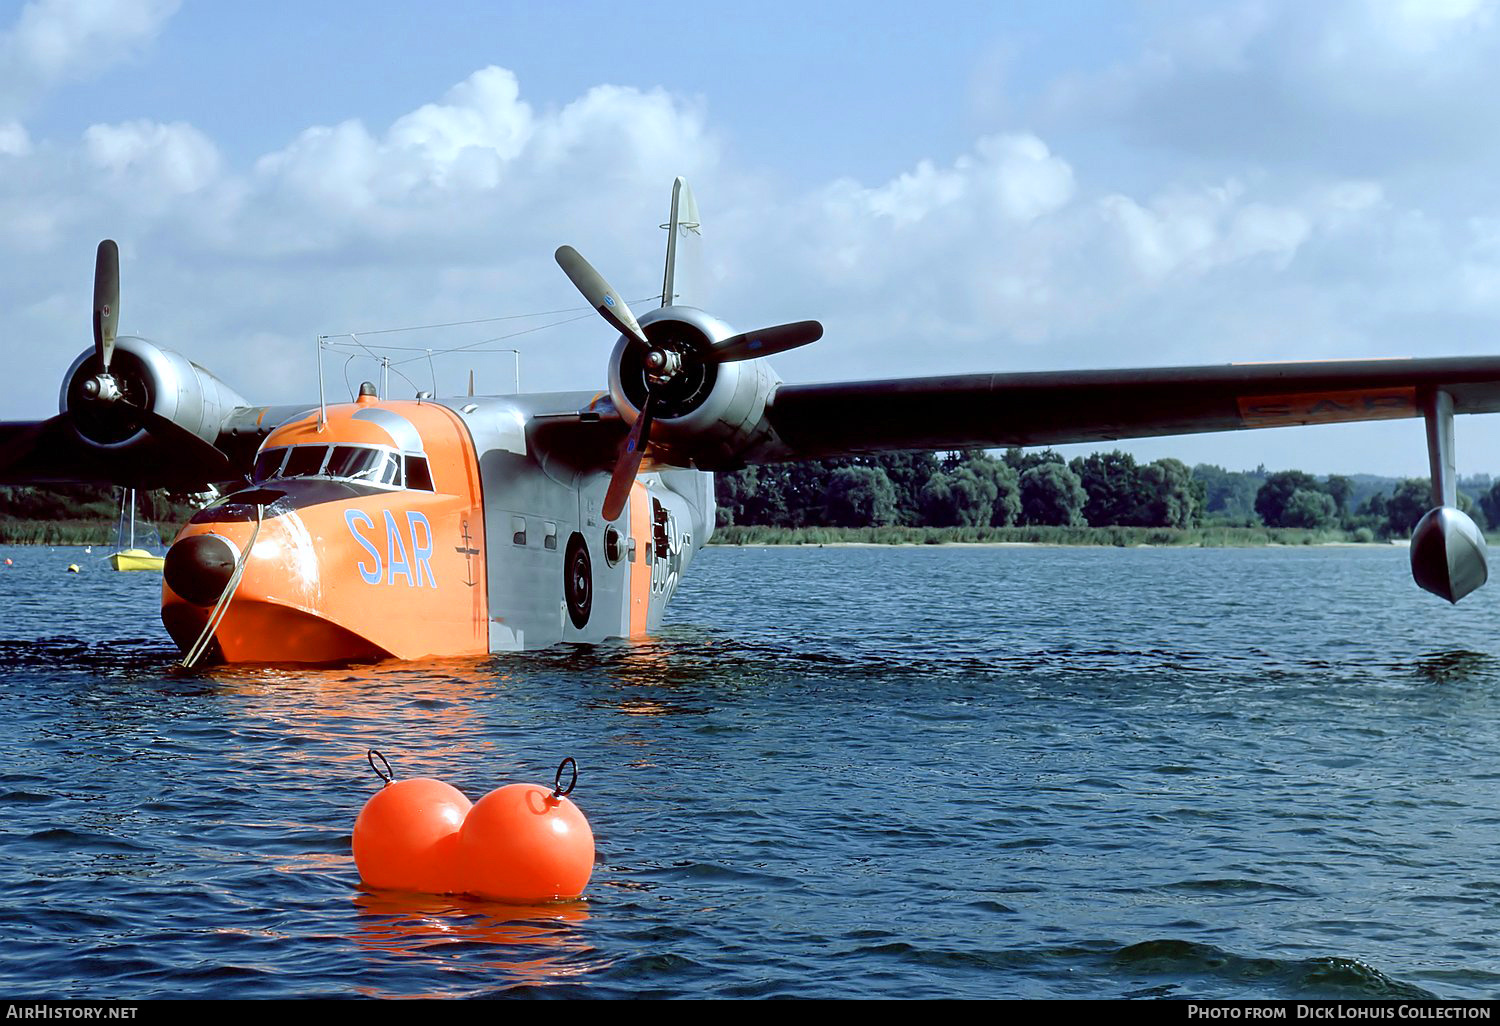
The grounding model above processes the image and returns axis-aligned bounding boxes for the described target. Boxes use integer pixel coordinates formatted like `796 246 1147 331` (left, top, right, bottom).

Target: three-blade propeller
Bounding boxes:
554 245 822 521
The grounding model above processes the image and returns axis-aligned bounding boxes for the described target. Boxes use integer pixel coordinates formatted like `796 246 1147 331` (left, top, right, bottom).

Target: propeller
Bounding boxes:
81 240 123 403
600 391 657 524
93 240 119 373
71 239 239 483
555 245 650 348
554 245 823 521
712 320 823 363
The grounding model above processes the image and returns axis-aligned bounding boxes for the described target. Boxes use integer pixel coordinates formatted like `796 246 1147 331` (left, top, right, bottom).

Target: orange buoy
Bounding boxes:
352 753 471 894
459 776 594 904
353 752 593 904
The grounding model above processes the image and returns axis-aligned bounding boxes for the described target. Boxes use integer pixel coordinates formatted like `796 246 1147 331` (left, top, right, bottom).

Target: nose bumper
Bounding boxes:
164 532 239 606
161 515 392 665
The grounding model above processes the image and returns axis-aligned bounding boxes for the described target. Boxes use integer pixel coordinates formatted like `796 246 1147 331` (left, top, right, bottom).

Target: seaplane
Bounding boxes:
2 178 1498 665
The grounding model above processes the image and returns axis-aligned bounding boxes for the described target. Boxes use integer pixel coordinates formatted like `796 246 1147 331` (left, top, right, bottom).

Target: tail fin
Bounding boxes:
660 176 701 307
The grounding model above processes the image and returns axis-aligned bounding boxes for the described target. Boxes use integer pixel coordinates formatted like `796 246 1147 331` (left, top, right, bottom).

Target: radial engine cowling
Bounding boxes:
59 335 249 466
606 306 781 469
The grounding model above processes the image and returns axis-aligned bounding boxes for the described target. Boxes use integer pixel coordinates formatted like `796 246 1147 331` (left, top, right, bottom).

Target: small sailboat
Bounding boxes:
107 488 165 572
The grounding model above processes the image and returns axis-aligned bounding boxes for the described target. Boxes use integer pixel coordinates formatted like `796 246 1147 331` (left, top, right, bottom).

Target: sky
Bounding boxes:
5 0 1500 476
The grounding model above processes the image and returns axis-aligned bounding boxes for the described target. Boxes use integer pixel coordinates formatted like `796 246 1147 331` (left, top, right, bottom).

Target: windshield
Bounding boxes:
326 445 401 485
252 443 411 488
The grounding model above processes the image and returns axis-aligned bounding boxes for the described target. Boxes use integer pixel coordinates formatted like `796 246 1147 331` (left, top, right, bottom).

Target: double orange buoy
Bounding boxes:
352 752 594 904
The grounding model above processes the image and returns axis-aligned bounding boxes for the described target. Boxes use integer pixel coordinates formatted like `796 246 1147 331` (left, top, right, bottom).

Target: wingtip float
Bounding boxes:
352 752 594 905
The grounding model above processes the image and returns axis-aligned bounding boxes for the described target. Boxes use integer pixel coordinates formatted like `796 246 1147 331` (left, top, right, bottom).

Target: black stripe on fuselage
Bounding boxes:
189 480 395 524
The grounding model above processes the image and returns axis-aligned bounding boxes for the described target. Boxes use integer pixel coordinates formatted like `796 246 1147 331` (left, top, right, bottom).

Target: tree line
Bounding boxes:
715 450 1500 539
3 459 1496 542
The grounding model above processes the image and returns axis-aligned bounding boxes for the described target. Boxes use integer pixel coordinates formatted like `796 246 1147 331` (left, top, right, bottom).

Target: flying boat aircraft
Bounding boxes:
2 179 1497 664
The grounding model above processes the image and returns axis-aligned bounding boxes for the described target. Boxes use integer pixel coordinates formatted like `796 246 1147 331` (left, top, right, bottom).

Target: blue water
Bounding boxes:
2 542 1500 999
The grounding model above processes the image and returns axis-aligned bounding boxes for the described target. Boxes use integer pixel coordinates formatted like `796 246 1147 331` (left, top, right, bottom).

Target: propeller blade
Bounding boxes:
601 392 657 522
711 320 823 363
92 240 120 372
555 245 650 348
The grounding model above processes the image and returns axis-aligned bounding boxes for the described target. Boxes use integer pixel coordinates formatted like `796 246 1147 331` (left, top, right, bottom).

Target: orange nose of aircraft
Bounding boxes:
162 494 397 664
161 398 489 665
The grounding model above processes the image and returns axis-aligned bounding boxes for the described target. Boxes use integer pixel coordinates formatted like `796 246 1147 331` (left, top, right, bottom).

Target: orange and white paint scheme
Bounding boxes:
160 385 710 663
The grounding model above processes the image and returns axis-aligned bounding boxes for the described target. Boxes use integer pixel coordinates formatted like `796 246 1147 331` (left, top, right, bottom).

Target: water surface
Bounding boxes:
1 543 1498 999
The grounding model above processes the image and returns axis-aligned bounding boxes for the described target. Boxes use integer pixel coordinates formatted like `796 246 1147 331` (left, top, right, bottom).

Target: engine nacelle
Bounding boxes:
606 306 781 469
59 335 249 458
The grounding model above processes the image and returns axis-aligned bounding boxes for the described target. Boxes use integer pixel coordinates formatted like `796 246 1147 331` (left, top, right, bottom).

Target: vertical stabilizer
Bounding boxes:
660 177 701 307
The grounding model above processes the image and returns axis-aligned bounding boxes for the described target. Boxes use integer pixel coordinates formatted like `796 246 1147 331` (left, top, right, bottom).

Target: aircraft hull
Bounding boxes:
157 395 713 664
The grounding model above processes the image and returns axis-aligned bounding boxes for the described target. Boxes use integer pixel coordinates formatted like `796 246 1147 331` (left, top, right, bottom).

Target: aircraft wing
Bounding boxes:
758 356 1500 460
0 416 119 485
0 404 312 489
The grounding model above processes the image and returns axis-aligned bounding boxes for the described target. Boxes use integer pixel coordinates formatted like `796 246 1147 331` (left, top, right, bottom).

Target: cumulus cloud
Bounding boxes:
1100 184 1310 280
0 0 179 116
824 132 1073 229
84 120 220 194
8 7 1500 476
240 67 715 261
0 120 30 156
0 61 725 412
1044 0 1500 190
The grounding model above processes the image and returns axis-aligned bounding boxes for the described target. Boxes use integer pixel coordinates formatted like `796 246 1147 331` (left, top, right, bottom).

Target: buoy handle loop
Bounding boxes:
552 757 578 799
367 748 395 787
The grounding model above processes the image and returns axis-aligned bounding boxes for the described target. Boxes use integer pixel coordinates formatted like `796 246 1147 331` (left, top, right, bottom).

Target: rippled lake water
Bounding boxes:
3 542 1500 999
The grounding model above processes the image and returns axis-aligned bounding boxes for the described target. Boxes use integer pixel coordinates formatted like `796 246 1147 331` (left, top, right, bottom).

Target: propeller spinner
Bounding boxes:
553 245 823 521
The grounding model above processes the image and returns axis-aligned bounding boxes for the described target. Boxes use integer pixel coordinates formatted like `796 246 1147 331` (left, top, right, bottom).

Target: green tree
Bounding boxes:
1324 474 1354 517
1192 463 1263 524
1481 480 1500 530
968 454 1021 526
1137 458 1200 528
1070 450 1143 526
1019 462 1087 526
878 451 941 526
1282 488 1337 529
823 466 898 527
1385 478 1431 537
1255 470 1324 527
919 466 999 527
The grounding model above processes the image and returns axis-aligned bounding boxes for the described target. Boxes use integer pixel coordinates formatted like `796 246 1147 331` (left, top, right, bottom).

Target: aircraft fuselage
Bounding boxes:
161 390 712 663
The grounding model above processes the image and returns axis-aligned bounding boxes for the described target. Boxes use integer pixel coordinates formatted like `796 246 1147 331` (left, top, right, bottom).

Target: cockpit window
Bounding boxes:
405 454 434 492
326 445 401 485
252 447 289 483
251 442 422 490
281 445 329 478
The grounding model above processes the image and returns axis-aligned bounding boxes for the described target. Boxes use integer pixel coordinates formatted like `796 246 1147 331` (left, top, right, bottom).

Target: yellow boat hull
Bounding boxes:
108 548 165 573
